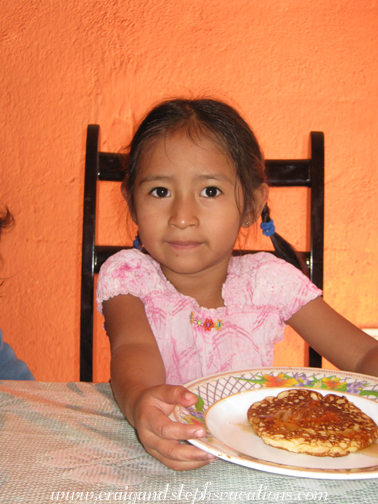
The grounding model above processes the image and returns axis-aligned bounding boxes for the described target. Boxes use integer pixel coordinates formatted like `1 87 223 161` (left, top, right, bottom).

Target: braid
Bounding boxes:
261 205 309 276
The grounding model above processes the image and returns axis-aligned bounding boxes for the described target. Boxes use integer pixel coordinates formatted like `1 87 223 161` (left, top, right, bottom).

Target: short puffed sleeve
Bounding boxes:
224 252 321 322
96 249 163 313
251 253 322 322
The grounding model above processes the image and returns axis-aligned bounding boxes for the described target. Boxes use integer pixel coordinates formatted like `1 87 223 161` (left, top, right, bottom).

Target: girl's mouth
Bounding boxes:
167 241 203 250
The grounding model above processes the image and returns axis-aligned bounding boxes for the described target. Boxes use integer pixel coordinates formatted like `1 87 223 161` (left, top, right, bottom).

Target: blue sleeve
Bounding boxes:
0 328 34 380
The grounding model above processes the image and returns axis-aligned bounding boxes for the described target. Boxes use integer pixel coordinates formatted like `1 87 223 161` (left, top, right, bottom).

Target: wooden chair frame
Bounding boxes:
80 125 324 381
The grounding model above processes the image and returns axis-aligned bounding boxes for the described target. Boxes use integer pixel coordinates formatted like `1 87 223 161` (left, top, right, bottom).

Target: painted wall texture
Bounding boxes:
1 0 377 381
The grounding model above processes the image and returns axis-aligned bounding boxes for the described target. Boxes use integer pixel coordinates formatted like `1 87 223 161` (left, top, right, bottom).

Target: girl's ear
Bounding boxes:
241 183 269 228
121 185 138 224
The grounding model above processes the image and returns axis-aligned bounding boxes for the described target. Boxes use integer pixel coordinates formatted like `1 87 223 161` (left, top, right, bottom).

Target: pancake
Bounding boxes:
247 389 378 457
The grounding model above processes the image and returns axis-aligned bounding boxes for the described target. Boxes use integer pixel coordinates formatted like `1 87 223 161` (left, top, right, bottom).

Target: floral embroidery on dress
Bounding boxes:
190 312 223 331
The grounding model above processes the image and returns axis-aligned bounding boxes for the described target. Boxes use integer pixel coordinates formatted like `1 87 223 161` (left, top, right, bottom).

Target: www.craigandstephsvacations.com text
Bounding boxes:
50 483 328 503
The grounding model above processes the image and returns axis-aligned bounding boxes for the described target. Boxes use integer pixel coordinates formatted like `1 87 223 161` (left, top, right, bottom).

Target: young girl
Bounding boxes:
97 98 378 471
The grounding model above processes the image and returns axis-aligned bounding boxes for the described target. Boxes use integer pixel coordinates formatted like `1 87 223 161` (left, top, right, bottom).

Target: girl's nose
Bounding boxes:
168 196 199 229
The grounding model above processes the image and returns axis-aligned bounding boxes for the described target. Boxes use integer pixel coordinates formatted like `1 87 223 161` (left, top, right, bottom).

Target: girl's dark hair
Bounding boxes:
122 98 308 275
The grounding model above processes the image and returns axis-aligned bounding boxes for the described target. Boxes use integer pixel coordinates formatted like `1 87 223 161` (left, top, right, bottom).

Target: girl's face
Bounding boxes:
131 131 252 283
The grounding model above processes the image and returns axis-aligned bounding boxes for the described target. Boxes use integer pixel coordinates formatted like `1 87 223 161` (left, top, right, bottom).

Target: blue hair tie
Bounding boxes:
260 220 276 237
133 234 143 251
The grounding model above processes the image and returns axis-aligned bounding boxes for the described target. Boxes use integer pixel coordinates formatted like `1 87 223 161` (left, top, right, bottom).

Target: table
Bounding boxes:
1 381 377 503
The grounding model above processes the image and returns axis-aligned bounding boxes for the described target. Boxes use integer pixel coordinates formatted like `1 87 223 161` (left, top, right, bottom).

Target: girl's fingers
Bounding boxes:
152 438 216 462
151 384 198 408
156 414 206 441
150 447 217 471
145 433 217 470
139 406 206 441
151 451 216 471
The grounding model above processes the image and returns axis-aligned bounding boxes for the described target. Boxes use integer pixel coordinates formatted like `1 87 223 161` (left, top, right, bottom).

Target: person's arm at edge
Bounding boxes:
287 296 378 377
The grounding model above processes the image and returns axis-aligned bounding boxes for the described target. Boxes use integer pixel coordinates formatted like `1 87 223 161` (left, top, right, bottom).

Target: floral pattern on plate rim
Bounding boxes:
173 367 378 438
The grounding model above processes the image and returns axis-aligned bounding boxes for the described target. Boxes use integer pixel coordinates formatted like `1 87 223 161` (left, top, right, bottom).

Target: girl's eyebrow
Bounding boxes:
138 175 172 186
196 173 234 184
138 173 234 185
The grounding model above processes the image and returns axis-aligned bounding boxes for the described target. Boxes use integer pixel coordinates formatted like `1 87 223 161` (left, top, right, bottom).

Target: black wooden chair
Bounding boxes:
80 125 324 381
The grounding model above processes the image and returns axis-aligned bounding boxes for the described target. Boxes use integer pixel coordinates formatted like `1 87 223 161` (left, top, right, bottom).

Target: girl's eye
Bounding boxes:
150 187 170 198
201 186 221 198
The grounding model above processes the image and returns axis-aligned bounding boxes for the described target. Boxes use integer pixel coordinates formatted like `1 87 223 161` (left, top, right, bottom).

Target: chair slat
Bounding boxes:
98 152 312 186
265 160 311 186
98 152 125 181
94 247 311 275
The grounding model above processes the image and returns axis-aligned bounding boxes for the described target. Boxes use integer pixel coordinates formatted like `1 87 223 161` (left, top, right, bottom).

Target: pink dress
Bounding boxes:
97 249 321 385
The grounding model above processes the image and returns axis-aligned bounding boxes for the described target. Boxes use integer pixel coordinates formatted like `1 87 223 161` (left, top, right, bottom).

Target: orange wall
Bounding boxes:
1 1 377 381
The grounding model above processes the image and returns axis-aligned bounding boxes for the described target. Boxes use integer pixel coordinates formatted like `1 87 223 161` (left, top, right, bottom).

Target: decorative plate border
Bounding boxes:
172 367 378 479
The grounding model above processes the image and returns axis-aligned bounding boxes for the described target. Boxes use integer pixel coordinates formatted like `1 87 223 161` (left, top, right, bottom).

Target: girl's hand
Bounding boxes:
132 384 217 471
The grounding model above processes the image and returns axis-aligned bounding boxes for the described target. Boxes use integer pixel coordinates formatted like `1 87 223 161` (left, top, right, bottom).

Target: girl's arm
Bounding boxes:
103 294 216 470
287 296 378 377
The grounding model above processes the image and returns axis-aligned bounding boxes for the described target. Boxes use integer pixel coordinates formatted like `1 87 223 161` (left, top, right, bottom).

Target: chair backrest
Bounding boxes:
80 125 324 381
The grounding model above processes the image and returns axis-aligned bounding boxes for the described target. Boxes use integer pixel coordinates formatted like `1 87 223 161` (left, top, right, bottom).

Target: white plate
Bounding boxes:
172 367 378 479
